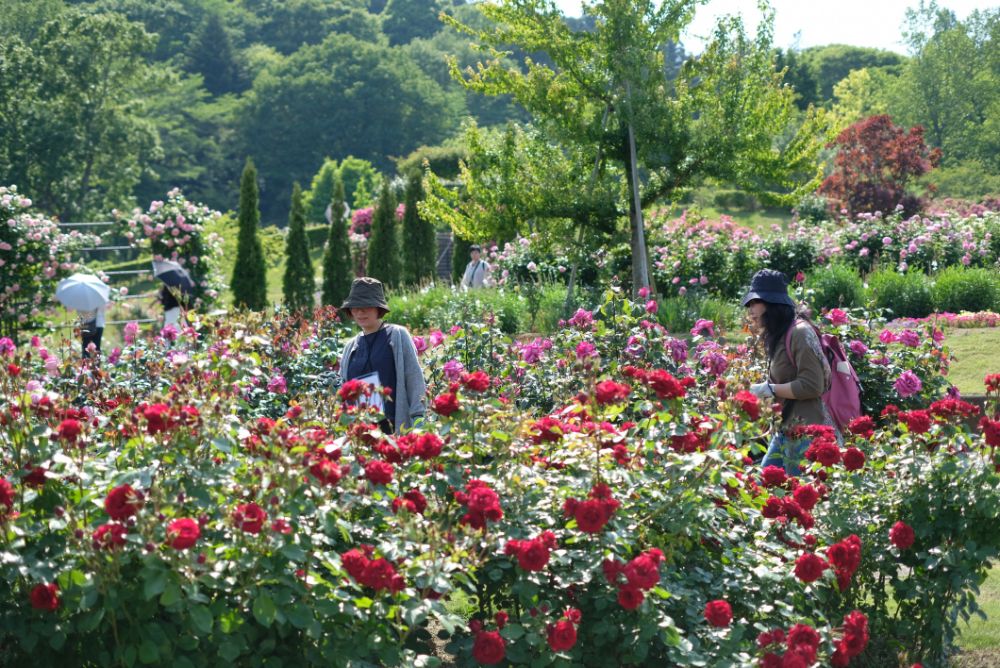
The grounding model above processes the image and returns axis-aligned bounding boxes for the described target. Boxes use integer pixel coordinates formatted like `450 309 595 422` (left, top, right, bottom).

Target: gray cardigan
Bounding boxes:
339 323 426 432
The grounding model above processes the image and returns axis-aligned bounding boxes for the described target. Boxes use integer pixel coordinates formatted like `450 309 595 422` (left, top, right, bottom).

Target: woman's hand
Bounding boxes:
749 382 775 399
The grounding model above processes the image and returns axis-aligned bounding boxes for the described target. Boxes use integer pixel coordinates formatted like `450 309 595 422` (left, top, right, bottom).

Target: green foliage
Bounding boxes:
924 159 1000 200
805 263 866 310
932 266 1000 313
303 159 339 225
382 0 443 46
337 156 380 209
868 268 935 318
366 179 400 287
240 33 462 222
282 183 315 312
798 43 904 101
395 141 467 180
185 11 245 96
761 237 818 279
656 293 741 335
388 285 525 334
0 10 157 220
450 235 472 286
443 0 829 290
231 159 268 311
400 172 436 287
321 175 353 307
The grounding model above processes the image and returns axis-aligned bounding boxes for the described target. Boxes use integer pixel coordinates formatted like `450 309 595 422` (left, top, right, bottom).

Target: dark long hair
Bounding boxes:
761 302 797 357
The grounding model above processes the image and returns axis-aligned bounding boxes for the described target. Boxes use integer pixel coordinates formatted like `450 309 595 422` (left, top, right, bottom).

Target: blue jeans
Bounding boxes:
761 433 810 476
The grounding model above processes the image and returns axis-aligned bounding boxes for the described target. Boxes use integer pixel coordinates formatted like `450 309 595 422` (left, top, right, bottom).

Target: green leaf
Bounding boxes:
354 596 374 609
143 570 167 600
159 583 182 607
280 544 307 562
139 640 160 664
77 607 106 632
252 592 277 627
284 602 313 629
189 604 213 635
49 631 67 651
219 639 241 662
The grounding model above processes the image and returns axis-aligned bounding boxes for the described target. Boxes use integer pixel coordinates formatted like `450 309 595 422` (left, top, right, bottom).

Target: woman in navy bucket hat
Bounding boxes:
339 278 426 433
742 269 834 474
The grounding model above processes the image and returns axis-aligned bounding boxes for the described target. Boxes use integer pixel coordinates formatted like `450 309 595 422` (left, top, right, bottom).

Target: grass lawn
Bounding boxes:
945 328 1000 395
953 565 1000 666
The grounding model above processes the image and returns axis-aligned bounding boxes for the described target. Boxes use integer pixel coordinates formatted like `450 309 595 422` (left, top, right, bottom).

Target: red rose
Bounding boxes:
761 465 788 488
472 630 506 665
234 502 267 534
734 390 761 420
142 403 173 434
0 478 14 511
530 416 566 443
338 379 368 402
889 521 915 550
461 370 491 393
980 417 1000 448
843 447 866 471
786 623 820 654
573 499 611 533
29 583 60 611
617 586 644 610
360 557 404 592
841 610 869 657
411 433 443 459
547 619 578 652
645 369 686 399
104 484 143 521
56 418 82 443
900 410 932 434
513 537 550 572
564 608 582 624
793 552 828 583
494 611 508 629
432 392 460 417
166 518 200 549
624 552 662 590
364 460 394 486
341 548 369 581
92 522 127 549
392 489 428 515
594 380 630 405
761 496 785 519
792 484 819 512
703 599 732 627
309 457 343 486
602 558 625 584
847 415 875 439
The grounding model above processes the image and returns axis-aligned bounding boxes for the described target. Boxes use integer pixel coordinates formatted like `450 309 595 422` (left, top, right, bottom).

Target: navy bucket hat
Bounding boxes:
341 277 390 314
741 269 796 307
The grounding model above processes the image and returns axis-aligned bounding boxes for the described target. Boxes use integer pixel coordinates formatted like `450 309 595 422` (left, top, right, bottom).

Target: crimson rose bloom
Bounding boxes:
472 630 506 665
92 522 127 550
624 551 663 590
794 552 828 583
645 369 687 399
364 460 394 485
847 415 875 439
617 586 644 610
338 379 367 402
792 484 819 512
786 623 821 654
980 416 1000 448
56 418 82 443
461 370 491 393
234 502 267 534
704 599 733 627
410 433 443 459
547 619 578 652
142 403 173 434
843 447 866 471
841 610 870 657
594 380 630 405
761 465 788 488
900 410 932 434
104 484 143 521
29 583 60 611
392 489 428 515
734 390 761 420
431 392 460 417
889 521 915 550
166 518 200 549
508 537 551 572
309 457 343 486
573 499 612 533
0 478 14 512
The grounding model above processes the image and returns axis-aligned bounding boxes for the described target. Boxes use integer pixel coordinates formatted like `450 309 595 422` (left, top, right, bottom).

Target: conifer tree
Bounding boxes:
451 235 472 286
401 171 436 286
187 12 242 95
282 182 315 312
366 179 400 287
321 175 353 306
231 159 267 310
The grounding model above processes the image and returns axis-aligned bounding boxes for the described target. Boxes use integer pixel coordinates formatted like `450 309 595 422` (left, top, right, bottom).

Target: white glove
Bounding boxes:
749 382 774 398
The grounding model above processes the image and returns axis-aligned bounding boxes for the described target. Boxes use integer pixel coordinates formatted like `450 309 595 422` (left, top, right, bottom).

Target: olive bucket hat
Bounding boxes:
741 269 796 307
341 277 390 314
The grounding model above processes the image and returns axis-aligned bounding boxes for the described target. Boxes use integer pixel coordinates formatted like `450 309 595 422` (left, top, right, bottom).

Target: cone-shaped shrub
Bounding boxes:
401 172 436 287
366 179 400 287
451 235 472 286
283 183 315 312
321 176 353 306
231 159 267 310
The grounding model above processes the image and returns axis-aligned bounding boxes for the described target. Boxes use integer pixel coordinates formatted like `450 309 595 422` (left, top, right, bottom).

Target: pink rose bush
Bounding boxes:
0 291 995 667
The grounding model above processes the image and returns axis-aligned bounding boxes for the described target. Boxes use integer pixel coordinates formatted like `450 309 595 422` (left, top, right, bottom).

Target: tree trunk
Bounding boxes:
627 121 650 297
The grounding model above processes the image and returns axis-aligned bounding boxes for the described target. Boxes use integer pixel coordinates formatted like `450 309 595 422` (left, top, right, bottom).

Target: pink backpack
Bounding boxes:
784 320 863 431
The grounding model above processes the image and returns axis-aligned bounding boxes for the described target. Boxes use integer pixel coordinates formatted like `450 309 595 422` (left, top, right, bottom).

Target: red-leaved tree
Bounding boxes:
820 115 941 218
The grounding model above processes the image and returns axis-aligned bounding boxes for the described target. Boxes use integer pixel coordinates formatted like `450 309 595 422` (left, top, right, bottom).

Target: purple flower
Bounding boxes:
625 335 646 358
879 329 897 344
898 330 920 348
519 338 552 364
267 373 287 394
0 337 15 357
575 341 597 359
412 336 427 354
894 370 923 398
568 308 594 329
429 330 445 347
690 319 716 338
123 321 139 344
699 351 729 377
667 338 688 364
849 340 869 356
442 359 465 381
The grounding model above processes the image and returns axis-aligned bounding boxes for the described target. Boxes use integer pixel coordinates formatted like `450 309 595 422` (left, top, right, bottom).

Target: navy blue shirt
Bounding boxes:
346 325 396 425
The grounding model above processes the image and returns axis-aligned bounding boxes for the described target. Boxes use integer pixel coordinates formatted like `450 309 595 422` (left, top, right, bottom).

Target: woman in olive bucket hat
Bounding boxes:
742 269 833 474
339 277 426 433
